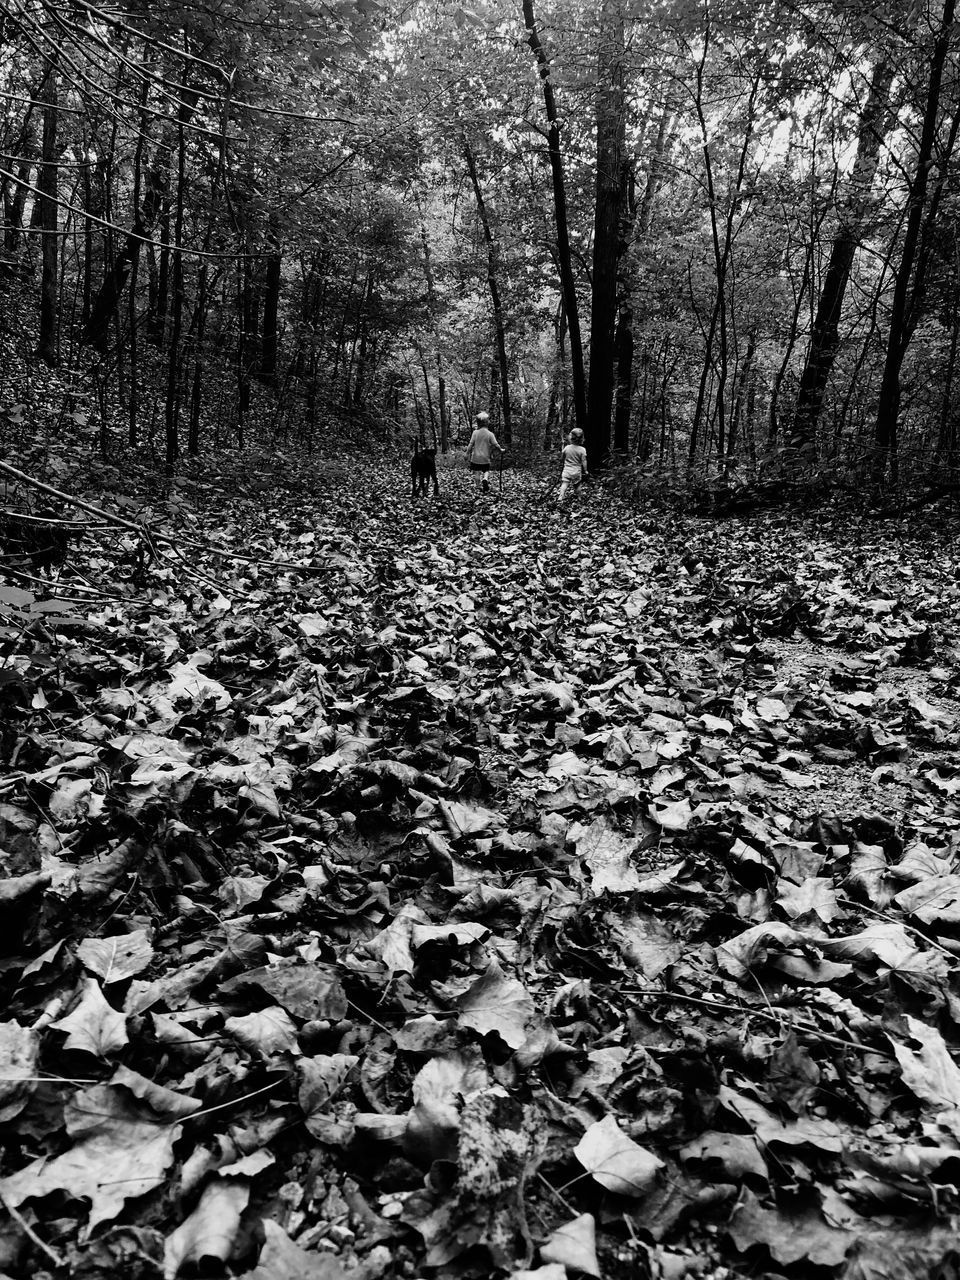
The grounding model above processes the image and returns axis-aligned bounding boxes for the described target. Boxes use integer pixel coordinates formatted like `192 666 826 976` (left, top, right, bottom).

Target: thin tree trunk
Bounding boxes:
164 98 188 472
463 135 512 444
37 57 59 367
420 220 449 450
793 61 894 450
874 0 957 484
587 0 627 464
259 234 282 385
522 0 587 436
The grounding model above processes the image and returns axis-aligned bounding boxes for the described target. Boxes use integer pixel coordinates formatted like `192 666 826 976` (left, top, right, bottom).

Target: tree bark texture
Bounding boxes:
792 60 894 450
874 0 957 483
37 57 59 367
587 0 628 465
522 0 587 436
463 135 512 444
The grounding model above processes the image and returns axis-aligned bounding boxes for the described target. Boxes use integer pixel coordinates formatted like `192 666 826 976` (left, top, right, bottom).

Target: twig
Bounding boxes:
0 1189 65 1268
836 895 958 960
613 985 894 1059
180 1079 282 1124
0 459 322 575
346 997 394 1038
536 1170 578 1217
0 459 145 533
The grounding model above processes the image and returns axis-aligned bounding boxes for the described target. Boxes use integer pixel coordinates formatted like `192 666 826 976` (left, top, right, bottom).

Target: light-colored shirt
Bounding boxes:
561 443 588 480
466 426 502 465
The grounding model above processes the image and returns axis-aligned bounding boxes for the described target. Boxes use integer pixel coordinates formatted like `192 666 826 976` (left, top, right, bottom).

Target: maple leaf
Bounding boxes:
52 977 129 1056
890 1016 960 1139
456 960 535 1050
0 1083 181 1236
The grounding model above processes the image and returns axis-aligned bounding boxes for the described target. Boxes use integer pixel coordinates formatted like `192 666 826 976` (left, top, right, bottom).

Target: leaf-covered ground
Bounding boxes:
3 463 960 1280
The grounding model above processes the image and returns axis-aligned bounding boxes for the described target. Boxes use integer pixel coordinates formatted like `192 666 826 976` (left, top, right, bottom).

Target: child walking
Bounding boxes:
465 412 504 494
558 428 588 504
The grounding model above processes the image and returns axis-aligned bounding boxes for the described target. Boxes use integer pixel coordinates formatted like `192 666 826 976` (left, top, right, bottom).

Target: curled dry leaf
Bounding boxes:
163 1179 250 1279
404 1049 489 1164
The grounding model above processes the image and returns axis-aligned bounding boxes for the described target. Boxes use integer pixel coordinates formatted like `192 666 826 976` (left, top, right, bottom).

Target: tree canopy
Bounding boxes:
0 0 958 471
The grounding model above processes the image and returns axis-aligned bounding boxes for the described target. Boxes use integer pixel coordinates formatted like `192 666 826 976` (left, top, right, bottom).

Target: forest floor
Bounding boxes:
3 459 960 1280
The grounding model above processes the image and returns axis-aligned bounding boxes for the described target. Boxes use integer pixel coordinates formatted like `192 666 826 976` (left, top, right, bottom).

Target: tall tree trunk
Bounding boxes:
612 312 634 453
874 0 957 484
420 220 449 450
522 0 587 435
3 106 37 254
691 39 760 474
587 0 628 465
259 235 282 385
165 98 188 473
36 57 59 367
792 60 894 451
936 283 960 469
82 75 165 354
148 211 170 346
236 254 255 439
463 135 512 444
188 262 209 456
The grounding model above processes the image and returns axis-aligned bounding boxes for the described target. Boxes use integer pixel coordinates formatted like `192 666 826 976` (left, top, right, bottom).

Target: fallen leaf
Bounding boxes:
540 1212 600 1277
52 978 129 1056
77 929 155 983
890 1016 960 1138
163 1179 250 1278
224 1006 300 1057
404 1050 489 1163
728 1188 852 1266
239 1220 349 1278
573 1114 664 1196
570 815 642 893
0 1021 39 1121
1 1083 181 1236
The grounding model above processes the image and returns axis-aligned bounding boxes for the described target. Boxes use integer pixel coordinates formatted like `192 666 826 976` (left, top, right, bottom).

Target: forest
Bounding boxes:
3 2 960 1279
0 0 958 480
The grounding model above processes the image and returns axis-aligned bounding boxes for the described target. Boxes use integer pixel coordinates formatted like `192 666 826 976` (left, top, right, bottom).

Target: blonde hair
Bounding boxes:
569 428 584 442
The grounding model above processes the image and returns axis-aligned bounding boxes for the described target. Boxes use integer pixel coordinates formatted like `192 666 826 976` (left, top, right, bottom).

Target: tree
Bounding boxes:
587 0 628 465
522 0 587 438
792 59 895 453
874 0 959 483
36 54 59 367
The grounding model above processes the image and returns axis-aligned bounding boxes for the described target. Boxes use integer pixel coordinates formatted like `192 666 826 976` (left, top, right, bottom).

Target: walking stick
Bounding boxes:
499 448 504 495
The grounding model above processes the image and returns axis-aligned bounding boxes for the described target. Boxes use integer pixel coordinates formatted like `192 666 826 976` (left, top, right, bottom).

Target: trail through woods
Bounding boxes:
4 464 960 1278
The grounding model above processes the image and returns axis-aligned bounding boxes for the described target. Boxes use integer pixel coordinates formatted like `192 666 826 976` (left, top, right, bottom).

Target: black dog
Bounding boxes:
411 445 439 498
